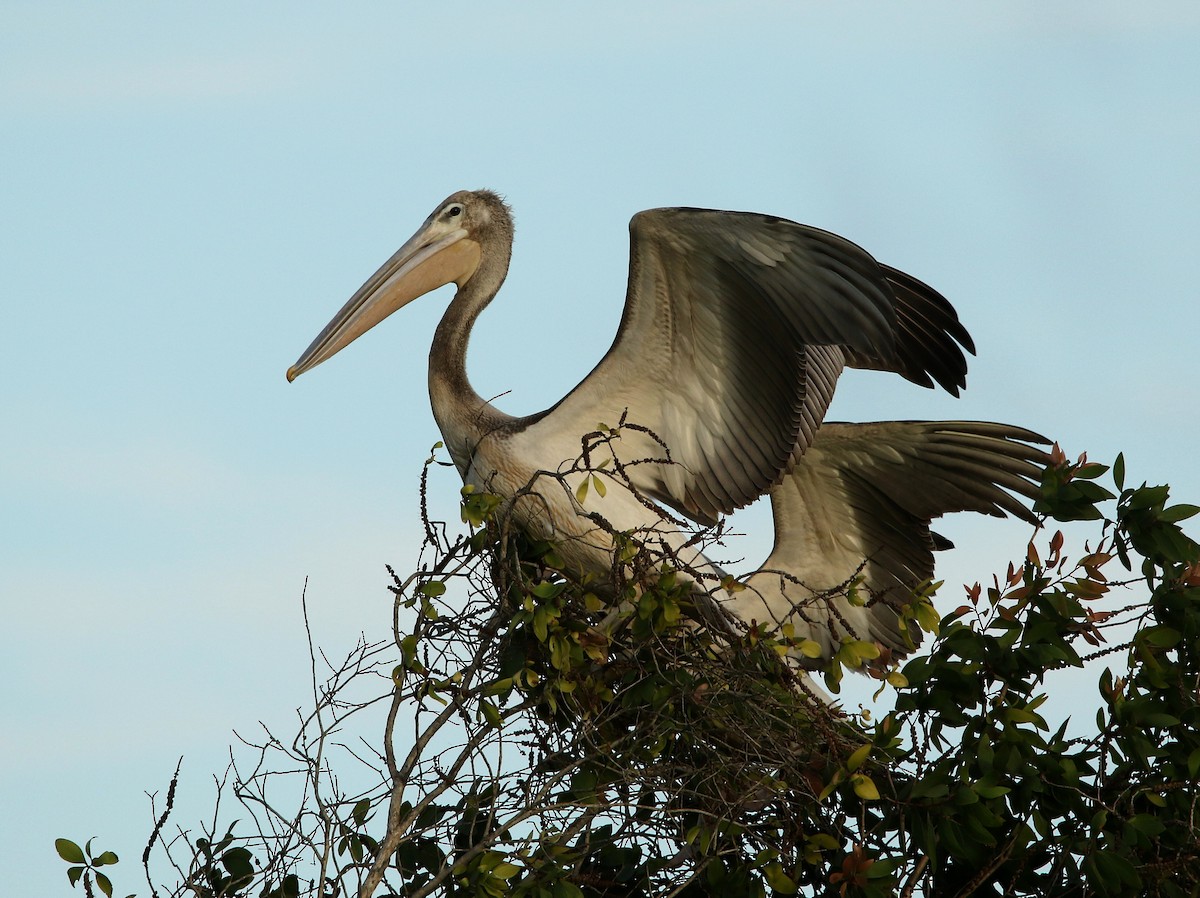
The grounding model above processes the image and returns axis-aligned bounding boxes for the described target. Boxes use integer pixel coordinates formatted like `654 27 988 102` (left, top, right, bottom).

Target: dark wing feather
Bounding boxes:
525 208 974 524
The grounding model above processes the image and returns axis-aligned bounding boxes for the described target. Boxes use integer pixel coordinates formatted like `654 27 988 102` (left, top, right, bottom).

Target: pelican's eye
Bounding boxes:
447 204 463 218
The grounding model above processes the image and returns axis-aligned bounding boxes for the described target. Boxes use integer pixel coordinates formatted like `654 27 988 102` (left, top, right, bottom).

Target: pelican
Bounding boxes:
288 190 1047 670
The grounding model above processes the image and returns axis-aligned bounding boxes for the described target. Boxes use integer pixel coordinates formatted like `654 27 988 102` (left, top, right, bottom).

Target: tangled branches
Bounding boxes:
59 445 1200 897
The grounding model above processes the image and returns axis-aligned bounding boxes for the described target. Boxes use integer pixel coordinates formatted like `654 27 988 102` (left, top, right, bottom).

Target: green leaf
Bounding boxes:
94 850 118 866
1089 849 1142 890
352 798 370 826
914 600 941 634
400 634 425 675
482 676 514 696
818 770 844 801
56 839 86 864
851 774 880 801
1161 503 1200 523
533 608 550 642
480 698 502 728
221 846 254 879
763 862 798 895
797 639 823 659
530 580 563 600
846 743 871 773
838 639 880 667
1141 712 1180 727
1126 814 1165 838
822 661 844 693
1113 453 1125 490
95 872 114 898
974 783 1010 799
1141 626 1181 648
549 633 572 671
1127 484 1169 511
575 477 589 504
571 768 599 801
418 580 446 597
492 862 521 880
910 778 950 800
67 866 85 887
868 858 900 880
1002 706 1048 728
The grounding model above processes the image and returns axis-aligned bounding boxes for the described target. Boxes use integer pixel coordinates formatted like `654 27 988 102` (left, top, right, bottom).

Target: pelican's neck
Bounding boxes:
428 248 511 473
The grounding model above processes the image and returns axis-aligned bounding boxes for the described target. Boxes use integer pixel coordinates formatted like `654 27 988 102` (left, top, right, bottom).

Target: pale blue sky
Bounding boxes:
3 2 1198 891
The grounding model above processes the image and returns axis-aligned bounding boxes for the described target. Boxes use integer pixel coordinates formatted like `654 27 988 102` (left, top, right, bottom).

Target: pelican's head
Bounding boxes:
287 189 512 381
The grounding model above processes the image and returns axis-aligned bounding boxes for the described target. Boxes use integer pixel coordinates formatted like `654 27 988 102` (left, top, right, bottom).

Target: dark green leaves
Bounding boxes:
55 838 124 898
55 838 85 864
1035 453 1115 521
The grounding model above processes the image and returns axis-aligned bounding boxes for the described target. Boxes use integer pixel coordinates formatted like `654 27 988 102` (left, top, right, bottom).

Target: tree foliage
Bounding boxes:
58 444 1200 897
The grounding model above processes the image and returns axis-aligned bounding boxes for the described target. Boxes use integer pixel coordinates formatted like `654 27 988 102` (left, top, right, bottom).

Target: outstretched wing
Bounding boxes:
525 208 974 525
732 421 1050 662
